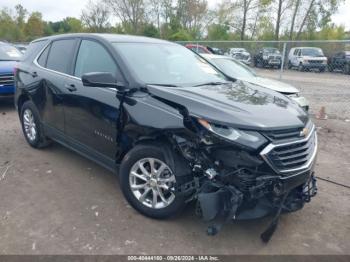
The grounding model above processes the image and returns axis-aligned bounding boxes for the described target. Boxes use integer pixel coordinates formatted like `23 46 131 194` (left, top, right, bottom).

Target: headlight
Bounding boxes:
198 119 267 150
263 55 268 59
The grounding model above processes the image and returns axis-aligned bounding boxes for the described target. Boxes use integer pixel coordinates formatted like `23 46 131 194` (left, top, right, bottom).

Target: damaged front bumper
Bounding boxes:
173 121 318 241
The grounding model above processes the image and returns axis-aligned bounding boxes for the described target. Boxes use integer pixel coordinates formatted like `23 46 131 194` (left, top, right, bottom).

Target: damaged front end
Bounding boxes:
171 117 318 242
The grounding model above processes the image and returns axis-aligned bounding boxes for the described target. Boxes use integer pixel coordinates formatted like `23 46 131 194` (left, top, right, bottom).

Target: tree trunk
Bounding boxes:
275 0 283 41
289 0 300 40
241 0 247 40
295 0 316 40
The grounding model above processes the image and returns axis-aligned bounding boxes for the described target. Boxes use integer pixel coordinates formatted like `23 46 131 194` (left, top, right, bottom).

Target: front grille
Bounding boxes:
0 73 14 86
308 60 323 64
261 124 317 174
268 55 281 60
263 127 302 142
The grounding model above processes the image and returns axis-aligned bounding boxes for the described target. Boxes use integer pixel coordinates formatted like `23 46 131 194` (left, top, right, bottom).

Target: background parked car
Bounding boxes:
14 44 28 54
253 47 282 68
207 46 224 55
328 51 350 74
201 54 309 111
228 48 251 66
0 41 22 98
288 47 327 72
185 44 212 54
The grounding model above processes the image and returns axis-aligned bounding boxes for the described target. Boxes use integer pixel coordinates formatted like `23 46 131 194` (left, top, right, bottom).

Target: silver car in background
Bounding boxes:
227 48 251 66
202 54 309 111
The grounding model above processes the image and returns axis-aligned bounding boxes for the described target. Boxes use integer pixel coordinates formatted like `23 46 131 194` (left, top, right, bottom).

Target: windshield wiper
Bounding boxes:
194 81 229 87
146 83 180 87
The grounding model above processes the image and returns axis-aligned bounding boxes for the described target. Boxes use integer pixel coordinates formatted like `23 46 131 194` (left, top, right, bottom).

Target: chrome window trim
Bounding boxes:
260 124 317 174
33 40 82 82
33 40 118 95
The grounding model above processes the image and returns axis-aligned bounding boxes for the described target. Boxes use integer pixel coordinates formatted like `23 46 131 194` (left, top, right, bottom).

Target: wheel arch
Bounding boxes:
17 93 31 115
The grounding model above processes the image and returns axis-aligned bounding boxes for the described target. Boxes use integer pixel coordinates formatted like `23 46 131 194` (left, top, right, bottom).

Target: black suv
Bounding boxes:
328 51 350 74
254 47 282 68
15 34 317 241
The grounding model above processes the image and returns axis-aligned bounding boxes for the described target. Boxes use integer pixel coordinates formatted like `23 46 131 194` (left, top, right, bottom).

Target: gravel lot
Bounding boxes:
256 69 350 119
1 72 350 255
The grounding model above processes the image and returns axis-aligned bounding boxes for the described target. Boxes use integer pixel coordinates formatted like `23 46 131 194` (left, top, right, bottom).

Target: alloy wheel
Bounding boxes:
23 109 37 142
129 158 176 209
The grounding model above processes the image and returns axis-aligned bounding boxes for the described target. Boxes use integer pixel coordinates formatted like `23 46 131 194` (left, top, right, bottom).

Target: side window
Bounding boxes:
293 49 298 55
46 39 76 74
37 45 50 67
74 40 118 79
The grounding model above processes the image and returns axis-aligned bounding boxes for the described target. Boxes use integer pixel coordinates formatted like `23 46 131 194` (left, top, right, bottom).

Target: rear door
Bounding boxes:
34 38 78 133
63 38 124 165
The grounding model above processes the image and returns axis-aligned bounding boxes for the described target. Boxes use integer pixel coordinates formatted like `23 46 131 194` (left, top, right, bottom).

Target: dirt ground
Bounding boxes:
0 97 350 255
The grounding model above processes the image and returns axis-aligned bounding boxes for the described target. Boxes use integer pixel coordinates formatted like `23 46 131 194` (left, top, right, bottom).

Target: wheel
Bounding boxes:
328 64 333 72
298 63 304 72
119 144 186 219
20 101 51 148
287 61 292 69
319 67 325 73
343 64 350 75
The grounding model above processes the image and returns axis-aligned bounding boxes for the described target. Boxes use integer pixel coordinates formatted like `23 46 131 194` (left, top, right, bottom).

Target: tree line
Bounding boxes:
0 0 348 43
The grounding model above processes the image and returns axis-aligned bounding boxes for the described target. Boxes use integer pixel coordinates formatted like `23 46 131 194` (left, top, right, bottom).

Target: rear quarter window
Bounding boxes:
21 40 48 62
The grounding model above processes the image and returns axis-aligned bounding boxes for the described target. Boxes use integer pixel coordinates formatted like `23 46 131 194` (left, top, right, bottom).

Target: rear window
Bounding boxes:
0 43 22 61
46 39 76 74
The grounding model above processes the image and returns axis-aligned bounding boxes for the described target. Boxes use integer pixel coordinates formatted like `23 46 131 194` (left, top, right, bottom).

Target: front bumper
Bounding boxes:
236 170 317 220
303 63 326 69
0 85 15 96
239 59 251 66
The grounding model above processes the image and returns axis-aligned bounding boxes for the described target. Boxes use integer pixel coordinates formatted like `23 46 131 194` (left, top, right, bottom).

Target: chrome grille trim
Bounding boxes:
0 73 14 86
260 124 317 174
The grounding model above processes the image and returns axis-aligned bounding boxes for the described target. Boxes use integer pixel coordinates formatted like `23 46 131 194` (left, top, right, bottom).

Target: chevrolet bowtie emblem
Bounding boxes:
300 128 309 137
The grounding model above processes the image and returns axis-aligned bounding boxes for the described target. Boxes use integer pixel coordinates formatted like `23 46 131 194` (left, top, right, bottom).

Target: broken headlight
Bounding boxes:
198 119 267 150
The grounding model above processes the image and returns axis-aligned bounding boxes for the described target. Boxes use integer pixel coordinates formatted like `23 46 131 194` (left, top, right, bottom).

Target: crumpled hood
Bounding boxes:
147 80 308 130
238 76 299 94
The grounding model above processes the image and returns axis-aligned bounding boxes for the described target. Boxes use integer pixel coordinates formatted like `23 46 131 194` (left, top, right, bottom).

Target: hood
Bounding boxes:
147 80 308 131
0 61 17 74
238 76 299 94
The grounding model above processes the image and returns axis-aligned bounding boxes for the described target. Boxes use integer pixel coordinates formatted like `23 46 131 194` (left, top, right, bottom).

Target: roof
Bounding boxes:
32 33 174 45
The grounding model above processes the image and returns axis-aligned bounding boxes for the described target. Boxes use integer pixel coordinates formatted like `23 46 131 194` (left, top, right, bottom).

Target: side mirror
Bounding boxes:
82 72 125 90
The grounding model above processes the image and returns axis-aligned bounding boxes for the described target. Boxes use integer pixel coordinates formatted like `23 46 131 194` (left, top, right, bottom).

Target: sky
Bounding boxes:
1 0 350 31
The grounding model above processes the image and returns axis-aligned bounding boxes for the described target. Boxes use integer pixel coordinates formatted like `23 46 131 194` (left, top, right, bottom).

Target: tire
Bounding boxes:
20 101 51 148
119 143 186 219
287 61 292 69
343 64 350 75
298 63 304 72
319 67 325 73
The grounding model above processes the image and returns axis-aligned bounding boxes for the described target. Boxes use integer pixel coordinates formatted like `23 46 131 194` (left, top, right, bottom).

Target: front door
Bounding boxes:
63 39 124 165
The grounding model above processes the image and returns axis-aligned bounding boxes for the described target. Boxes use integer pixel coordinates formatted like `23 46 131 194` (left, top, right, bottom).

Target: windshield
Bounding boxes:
113 43 225 86
301 48 324 57
212 58 257 78
264 48 280 54
0 44 22 61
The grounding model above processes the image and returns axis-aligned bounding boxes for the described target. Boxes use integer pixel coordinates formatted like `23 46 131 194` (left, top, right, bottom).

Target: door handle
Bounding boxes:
65 84 77 92
31 71 38 78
